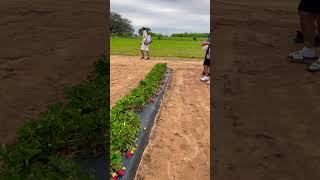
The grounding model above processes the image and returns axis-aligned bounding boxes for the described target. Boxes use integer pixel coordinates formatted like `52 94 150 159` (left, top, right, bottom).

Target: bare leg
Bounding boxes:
203 65 209 76
299 10 316 48
141 50 144 59
307 14 320 71
316 15 320 35
146 51 150 59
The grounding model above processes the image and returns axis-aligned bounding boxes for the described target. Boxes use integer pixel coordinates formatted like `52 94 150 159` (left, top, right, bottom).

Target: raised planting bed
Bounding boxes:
110 63 172 180
0 54 109 179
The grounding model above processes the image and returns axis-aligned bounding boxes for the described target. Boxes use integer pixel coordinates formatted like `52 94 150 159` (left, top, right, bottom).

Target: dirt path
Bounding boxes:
214 0 320 179
110 55 210 180
0 0 105 144
110 56 155 106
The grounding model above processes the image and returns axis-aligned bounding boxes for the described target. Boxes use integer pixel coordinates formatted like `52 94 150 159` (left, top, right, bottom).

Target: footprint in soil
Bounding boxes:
1 73 17 79
258 152 285 170
262 153 284 160
255 133 275 141
174 132 183 137
230 113 244 127
226 163 236 171
182 133 199 160
273 152 284 159
143 153 152 163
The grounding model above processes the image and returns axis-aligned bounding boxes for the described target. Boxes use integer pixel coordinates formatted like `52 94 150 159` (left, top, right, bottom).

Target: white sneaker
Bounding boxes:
308 60 320 72
206 80 210 85
200 76 209 82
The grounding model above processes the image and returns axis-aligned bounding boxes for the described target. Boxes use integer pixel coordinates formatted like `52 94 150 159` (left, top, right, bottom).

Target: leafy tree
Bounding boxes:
110 12 134 37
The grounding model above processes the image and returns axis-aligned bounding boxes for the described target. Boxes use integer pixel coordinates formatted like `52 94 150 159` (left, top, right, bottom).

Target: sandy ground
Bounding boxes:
110 55 210 180
0 1 106 144
214 0 320 179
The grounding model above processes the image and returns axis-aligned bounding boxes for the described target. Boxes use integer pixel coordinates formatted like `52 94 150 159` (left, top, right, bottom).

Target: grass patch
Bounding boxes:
110 37 206 59
110 63 167 178
0 55 108 179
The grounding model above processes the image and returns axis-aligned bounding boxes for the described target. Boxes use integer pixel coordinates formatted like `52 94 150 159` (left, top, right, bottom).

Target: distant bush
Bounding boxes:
172 33 209 37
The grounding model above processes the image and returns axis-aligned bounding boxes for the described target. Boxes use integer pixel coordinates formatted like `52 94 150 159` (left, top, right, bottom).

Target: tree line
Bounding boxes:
171 33 210 37
110 11 209 38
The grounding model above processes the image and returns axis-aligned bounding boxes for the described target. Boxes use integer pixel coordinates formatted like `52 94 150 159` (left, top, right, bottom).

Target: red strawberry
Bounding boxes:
126 150 133 158
112 172 117 180
117 168 125 176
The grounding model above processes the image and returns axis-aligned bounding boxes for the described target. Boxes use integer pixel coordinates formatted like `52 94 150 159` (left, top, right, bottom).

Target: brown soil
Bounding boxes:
110 56 155 106
0 0 105 144
110 55 210 180
214 0 320 179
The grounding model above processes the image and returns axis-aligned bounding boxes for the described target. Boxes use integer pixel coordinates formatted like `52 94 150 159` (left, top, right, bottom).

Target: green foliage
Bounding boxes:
0 54 108 179
110 63 167 175
111 11 134 37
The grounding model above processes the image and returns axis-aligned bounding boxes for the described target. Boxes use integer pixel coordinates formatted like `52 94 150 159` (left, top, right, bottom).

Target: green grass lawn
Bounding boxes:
110 37 207 59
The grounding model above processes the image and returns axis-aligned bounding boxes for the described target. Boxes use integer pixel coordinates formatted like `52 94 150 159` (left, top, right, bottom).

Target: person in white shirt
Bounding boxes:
140 27 150 60
200 39 211 85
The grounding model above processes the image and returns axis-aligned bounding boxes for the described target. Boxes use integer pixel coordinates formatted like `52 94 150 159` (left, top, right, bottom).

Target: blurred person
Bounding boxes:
294 16 320 45
200 39 211 85
288 0 320 71
140 27 150 60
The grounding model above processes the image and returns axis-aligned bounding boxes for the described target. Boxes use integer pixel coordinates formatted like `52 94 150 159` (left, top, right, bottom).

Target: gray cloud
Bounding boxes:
111 0 210 35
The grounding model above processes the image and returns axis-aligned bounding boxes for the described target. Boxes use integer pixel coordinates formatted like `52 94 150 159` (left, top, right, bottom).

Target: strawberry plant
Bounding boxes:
110 63 167 177
0 54 108 179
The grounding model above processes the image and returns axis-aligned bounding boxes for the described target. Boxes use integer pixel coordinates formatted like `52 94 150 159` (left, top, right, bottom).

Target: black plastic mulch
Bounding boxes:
74 68 172 180
119 68 172 180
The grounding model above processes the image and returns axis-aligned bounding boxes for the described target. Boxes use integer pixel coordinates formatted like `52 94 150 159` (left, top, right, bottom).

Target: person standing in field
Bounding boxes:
140 27 150 60
200 37 211 85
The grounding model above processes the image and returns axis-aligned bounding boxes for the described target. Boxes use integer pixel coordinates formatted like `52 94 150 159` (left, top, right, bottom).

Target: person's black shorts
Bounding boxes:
298 0 320 13
203 58 210 66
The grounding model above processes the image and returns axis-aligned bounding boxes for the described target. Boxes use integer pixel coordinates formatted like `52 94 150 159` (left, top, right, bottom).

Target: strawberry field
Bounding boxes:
0 55 108 179
110 63 167 180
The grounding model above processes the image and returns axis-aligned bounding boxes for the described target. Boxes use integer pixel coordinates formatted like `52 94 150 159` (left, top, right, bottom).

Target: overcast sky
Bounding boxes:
111 0 210 35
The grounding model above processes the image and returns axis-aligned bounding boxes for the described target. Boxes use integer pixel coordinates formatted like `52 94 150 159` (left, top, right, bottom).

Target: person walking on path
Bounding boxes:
288 0 320 72
140 27 150 60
